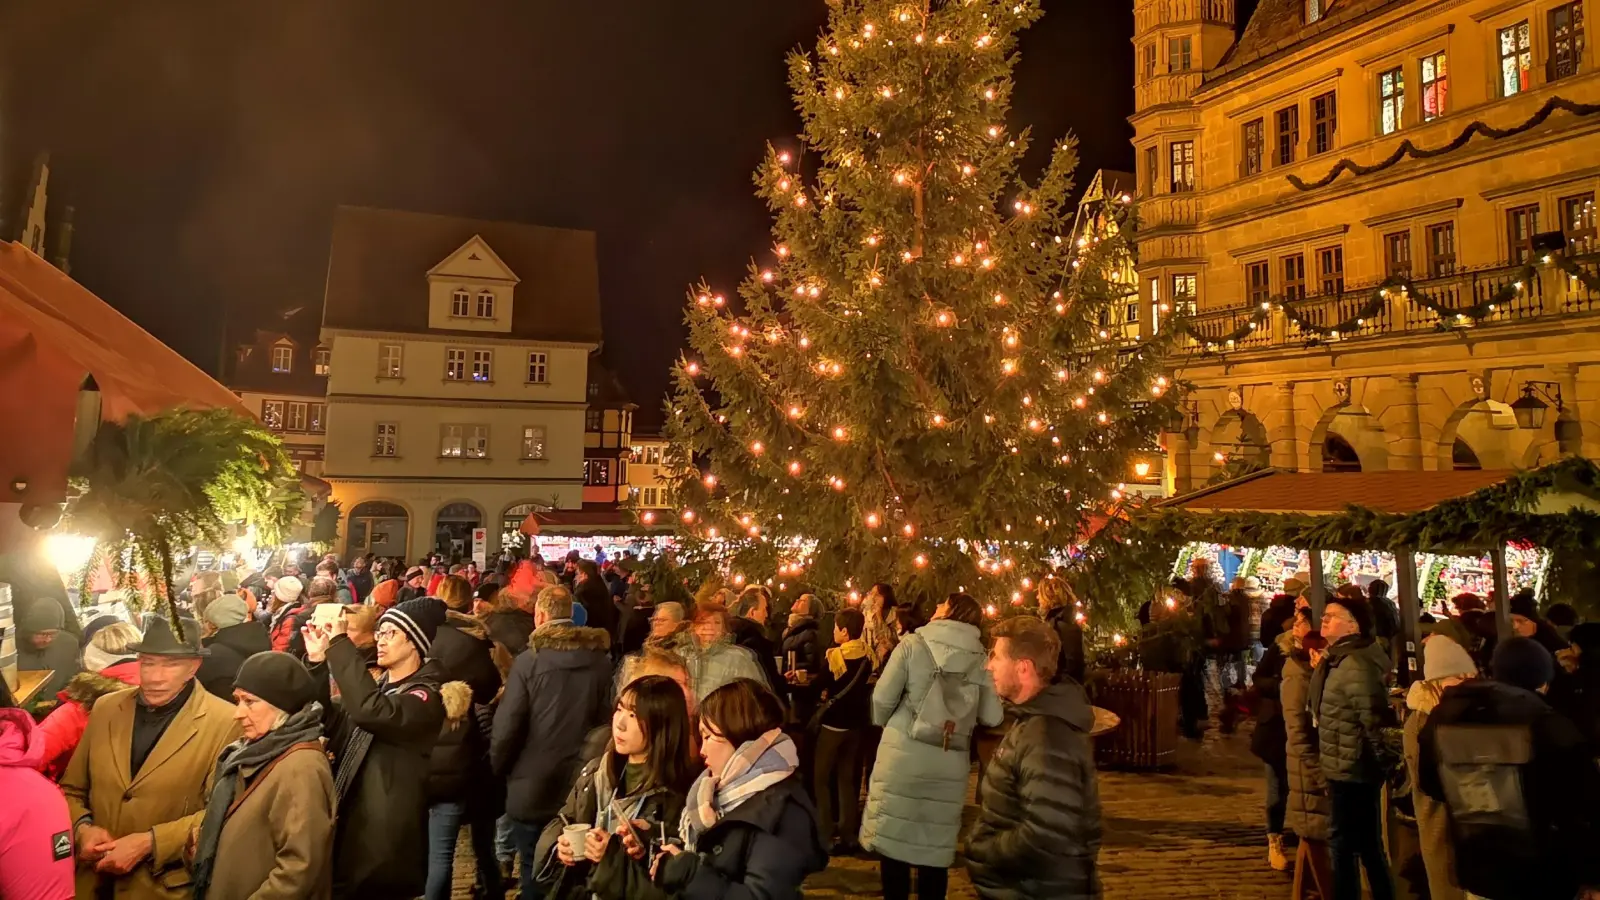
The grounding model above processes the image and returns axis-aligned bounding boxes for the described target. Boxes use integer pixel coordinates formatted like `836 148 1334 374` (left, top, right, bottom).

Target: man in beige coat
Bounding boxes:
61 617 241 899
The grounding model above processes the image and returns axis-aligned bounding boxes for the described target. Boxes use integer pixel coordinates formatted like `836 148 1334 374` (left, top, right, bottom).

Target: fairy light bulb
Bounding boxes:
1001 359 1017 375
832 426 848 440
1093 369 1106 383
788 405 803 418
776 245 789 257
893 171 909 185
914 554 928 568
1073 396 1087 408
931 414 946 427
935 311 953 326
749 441 764 455
685 361 701 375
778 178 791 191
952 253 965 265
865 512 881 528
901 523 915 537
760 270 774 283
728 345 743 357
681 509 696 522
641 511 656 524
1004 332 1018 348
880 86 894 98
703 474 717 488
778 151 792 164
1097 412 1109 424
788 460 803 475
994 293 1007 306
981 257 994 269
866 234 880 246
987 125 1001 138
1021 395 1033 406
830 476 846 491
1028 418 1043 431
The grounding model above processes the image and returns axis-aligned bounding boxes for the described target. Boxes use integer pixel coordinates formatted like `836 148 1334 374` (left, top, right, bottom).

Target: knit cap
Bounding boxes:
274 575 305 605
204 594 252 630
380 597 447 655
1492 636 1555 693
234 651 318 714
18 600 65 635
1422 635 1477 682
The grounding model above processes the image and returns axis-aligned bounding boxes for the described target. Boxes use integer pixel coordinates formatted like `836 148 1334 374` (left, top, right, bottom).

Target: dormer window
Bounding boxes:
451 288 471 317
476 290 495 318
314 346 331 376
271 342 293 373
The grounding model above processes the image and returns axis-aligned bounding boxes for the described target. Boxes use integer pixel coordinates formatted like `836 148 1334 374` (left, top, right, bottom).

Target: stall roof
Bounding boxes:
521 508 673 537
1160 469 1518 515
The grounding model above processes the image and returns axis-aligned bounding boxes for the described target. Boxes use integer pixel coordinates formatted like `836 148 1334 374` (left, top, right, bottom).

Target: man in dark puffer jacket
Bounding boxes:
964 615 1100 900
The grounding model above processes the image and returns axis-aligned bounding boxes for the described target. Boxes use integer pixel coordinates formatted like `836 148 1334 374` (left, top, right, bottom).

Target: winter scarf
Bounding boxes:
826 638 868 678
191 702 325 900
681 728 797 845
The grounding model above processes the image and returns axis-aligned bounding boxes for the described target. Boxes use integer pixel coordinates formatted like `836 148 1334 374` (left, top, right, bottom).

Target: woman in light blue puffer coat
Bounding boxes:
860 593 1003 900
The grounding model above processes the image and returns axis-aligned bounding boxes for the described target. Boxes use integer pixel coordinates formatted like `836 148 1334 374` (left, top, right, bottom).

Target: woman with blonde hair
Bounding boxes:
35 621 144 779
1036 576 1086 684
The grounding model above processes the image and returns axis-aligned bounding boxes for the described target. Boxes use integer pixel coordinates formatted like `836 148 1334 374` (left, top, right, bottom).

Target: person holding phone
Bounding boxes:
533 675 695 900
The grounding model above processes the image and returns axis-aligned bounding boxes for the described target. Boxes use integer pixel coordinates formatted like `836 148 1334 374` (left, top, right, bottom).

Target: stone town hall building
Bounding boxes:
1130 0 1600 492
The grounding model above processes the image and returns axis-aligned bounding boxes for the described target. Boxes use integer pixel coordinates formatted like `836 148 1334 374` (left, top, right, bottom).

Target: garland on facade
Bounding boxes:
1289 97 1600 191
1177 264 1542 351
1555 254 1600 293
1097 457 1600 558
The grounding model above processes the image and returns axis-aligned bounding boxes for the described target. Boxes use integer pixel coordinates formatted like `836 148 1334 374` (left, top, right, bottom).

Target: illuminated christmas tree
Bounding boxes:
663 0 1177 608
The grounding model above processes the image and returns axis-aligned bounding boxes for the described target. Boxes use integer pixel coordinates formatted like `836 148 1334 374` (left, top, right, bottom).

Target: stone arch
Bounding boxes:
346 499 414 560
432 500 485 560
1436 399 1521 470
1308 401 1390 472
1206 408 1272 470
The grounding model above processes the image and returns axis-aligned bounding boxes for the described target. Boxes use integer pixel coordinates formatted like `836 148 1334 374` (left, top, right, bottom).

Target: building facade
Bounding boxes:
318 206 603 561
1132 0 1600 493
627 433 673 514
228 328 331 476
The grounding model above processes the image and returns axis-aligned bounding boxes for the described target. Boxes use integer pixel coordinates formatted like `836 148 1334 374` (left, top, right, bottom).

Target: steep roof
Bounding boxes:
1208 0 1414 86
321 206 602 345
228 328 329 396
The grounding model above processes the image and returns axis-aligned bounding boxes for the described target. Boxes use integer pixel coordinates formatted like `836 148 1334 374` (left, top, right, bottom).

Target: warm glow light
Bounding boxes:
1028 418 1043 431
832 426 848 440
788 460 803 475
776 245 789 257
778 151 791 164
788 405 804 418
1097 412 1109 424
1134 461 1151 478
1001 359 1017 375
749 441 765 455
684 361 701 376
987 125 1000 137
681 509 697 522
901 523 915 537
865 512 881 528
935 311 953 327
703 474 718 487
866 234 880 246
641 511 656 524
931 414 946 426
760 270 774 283
914 554 928 568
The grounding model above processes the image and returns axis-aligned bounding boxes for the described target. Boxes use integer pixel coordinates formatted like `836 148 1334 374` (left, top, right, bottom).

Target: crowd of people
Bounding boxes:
1154 558 1600 900
1 551 1104 900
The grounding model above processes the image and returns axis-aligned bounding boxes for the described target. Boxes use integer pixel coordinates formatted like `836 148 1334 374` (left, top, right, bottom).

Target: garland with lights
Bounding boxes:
1289 96 1600 191
1178 262 1551 351
660 0 1181 610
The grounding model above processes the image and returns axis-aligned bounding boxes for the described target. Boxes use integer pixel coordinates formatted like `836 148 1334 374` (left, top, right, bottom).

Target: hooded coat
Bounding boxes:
1417 680 1600 900
35 661 141 780
964 681 1101 900
655 774 827 900
427 681 501 818
0 708 74 899
728 616 783 698
859 618 1004 867
1280 636 1330 842
1401 680 1464 900
1308 634 1392 783
430 611 502 705
197 621 272 701
309 635 445 899
491 623 615 824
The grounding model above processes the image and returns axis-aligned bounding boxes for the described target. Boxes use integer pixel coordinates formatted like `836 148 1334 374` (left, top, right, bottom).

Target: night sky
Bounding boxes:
0 0 1216 429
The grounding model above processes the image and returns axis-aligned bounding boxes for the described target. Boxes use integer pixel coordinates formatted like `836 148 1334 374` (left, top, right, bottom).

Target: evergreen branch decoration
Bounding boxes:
1289 97 1600 191
59 408 304 632
1555 254 1600 293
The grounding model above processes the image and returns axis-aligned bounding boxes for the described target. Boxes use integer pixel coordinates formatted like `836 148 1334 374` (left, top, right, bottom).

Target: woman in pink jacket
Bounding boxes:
0 701 74 899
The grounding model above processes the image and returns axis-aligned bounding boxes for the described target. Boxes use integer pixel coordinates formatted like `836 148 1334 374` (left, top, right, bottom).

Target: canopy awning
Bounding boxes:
0 242 250 507
524 508 672 537
1159 468 1520 515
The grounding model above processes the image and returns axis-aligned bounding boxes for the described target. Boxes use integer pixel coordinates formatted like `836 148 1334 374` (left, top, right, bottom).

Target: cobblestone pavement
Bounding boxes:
458 727 1290 899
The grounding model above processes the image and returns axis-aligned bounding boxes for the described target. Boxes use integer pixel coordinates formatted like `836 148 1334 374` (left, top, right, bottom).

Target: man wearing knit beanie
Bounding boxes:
15 598 82 705
197 594 272 701
1417 635 1600 900
302 593 444 898
1404 634 1478 899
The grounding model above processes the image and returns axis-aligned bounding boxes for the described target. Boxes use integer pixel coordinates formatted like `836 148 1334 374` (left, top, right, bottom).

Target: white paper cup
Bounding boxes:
561 823 592 853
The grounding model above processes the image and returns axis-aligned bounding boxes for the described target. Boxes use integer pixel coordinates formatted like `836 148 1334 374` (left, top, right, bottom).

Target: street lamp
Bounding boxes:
1510 381 1563 430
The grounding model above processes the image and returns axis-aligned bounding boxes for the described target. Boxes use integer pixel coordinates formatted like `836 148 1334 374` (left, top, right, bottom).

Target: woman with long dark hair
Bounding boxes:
652 679 826 898
534 675 695 900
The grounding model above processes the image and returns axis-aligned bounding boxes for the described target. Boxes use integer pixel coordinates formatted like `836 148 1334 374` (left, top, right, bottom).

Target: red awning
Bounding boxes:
0 242 250 507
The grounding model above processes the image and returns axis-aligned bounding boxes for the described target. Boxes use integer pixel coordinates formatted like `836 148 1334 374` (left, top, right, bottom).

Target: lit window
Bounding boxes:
1421 52 1448 121
1549 4 1583 82
440 424 464 458
379 343 403 378
1306 0 1323 24
586 410 603 431
642 487 657 507
522 426 547 460
1561 192 1595 254
262 401 285 430
451 289 471 317
1507 204 1540 264
527 352 548 384
374 423 397 457
309 403 325 433
1168 141 1195 193
1384 230 1412 277
1241 119 1265 176
313 347 330 376
271 344 293 373
472 350 493 382
466 425 489 458
1499 21 1532 96
476 290 495 318
446 348 466 381
585 459 612 486
1379 67 1404 135
287 402 308 431
1247 261 1272 306
1171 274 1197 315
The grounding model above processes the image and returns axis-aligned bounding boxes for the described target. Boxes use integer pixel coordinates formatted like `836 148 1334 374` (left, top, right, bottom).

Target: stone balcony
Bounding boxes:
1135 72 1205 112
1177 253 1600 355
1135 0 1234 33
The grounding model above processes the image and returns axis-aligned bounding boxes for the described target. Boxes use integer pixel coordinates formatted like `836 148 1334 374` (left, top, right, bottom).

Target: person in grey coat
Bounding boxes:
1280 611 1331 890
860 594 1003 900
1308 597 1394 900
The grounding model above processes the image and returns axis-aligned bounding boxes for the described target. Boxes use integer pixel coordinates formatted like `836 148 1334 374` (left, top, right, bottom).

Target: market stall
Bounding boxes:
1142 459 1600 682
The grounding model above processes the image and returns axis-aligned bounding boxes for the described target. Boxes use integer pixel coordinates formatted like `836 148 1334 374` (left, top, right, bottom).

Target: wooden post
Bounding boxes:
1307 549 1327 620
1489 544 1514 640
1395 549 1421 686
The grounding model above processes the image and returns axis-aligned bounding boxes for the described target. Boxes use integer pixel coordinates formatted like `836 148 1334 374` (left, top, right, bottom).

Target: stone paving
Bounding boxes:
457 725 1292 899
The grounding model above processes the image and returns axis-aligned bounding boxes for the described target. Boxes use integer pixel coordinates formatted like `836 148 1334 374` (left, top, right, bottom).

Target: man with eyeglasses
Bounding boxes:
303 596 446 899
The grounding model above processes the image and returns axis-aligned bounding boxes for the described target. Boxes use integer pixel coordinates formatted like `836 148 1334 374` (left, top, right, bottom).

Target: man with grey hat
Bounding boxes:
197 593 272 701
61 616 241 897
